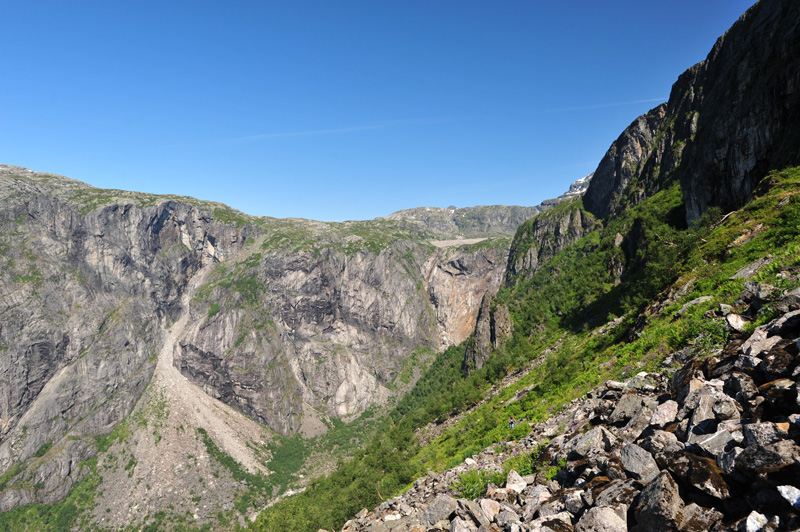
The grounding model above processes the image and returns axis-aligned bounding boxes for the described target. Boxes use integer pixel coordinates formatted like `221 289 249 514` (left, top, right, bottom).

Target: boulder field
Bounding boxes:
338 283 800 532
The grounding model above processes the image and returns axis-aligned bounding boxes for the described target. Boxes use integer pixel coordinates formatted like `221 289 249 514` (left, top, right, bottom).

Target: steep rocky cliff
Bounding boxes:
504 199 601 287
465 198 600 372
0 164 511 516
173 237 506 436
467 0 800 382
583 0 800 223
0 166 249 511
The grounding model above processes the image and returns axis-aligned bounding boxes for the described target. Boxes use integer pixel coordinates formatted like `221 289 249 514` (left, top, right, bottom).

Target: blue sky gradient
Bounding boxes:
1 1 755 221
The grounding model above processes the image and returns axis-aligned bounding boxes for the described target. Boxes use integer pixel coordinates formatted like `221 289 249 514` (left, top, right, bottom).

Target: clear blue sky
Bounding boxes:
1 0 755 221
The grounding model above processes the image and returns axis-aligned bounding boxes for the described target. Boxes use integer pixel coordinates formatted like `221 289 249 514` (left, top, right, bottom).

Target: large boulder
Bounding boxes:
632 472 685 532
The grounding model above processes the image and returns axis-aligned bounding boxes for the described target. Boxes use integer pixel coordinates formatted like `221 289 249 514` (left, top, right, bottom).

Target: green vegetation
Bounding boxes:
264 435 307 490
393 347 435 387
63 184 228 216
451 468 506 499
213 206 250 227
95 420 131 452
257 217 435 257
507 197 597 274
0 457 101 531
254 167 800 532
502 442 548 476
196 428 273 514
0 463 24 492
32 442 52 459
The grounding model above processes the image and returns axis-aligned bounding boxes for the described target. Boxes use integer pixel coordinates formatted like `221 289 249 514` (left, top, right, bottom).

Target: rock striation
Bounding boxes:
338 281 800 532
173 240 507 436
0 166 249 509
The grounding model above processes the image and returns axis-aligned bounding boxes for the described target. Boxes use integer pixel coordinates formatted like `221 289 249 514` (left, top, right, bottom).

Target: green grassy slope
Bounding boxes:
253 166 800 532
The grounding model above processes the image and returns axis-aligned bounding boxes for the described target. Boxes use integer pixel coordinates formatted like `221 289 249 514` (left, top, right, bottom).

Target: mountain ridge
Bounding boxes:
383 174 592 238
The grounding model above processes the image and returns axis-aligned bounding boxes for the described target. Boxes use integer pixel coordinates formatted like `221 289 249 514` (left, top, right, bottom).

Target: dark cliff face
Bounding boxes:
676 0 800 221
472 0 800 372
583 0 800 223
582 105 668 219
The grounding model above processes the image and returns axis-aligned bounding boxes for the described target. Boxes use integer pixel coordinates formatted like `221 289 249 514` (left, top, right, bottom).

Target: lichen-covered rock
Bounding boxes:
632 472 684 532
566 427 618 458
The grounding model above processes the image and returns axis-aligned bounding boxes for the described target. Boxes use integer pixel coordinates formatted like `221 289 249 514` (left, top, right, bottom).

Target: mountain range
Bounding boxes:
1 0 799 530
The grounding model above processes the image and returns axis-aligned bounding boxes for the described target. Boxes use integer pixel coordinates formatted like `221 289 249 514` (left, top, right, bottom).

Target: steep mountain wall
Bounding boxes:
504 199 601 286
465 198 600 372
0 166 248 507
0 165 510 510
173 240 506 435
583 0 800 223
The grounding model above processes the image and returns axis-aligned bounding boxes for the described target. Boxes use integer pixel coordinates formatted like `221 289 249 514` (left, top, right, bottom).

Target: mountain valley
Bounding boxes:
1 0 800 530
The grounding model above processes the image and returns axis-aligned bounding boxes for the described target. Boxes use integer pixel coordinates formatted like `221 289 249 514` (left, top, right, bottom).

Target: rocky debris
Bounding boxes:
337 282 800 532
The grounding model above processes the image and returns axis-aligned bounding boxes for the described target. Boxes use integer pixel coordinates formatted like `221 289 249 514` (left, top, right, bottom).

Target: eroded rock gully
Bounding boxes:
85 265 275 529
338 285 800 532
0 167 248 511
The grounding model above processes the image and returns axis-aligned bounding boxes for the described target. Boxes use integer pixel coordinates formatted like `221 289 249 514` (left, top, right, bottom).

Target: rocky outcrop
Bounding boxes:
582 106 667 219
463 293 512 374
339 282 800 532
464 198 600 373
675 0 800 221
424 246 507 349
504 199 601 286
583 0 800 223
538 174 593 210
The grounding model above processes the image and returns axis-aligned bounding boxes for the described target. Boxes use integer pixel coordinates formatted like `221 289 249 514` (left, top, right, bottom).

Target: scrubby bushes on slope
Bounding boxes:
253 163 799 532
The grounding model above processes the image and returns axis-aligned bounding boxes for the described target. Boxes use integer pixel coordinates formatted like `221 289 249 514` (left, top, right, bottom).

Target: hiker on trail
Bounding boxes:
509 416 515 429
